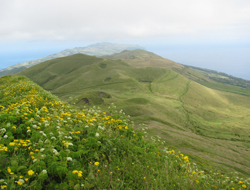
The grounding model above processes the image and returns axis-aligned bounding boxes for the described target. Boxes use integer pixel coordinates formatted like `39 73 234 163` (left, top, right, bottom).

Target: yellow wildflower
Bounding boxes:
183 156 189 162
94 162 99 166
9 142 15 146
77 171 83 177
7 167 11 173
17 181 23 185
28 170 34 176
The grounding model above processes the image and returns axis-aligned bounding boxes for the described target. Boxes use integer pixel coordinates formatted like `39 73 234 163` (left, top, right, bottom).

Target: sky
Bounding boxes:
0 0 250 80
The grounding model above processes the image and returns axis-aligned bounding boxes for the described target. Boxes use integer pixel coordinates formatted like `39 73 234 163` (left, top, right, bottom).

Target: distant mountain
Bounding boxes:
0 42 144 77
0 66 27 77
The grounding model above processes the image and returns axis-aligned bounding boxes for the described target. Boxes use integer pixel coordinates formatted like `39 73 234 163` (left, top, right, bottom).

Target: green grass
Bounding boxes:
1 75 250 189
176 66 250 97
16 51 250 178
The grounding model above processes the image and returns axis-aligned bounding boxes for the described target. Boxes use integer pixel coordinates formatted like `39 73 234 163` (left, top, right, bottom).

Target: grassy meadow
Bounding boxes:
1 75 250 189
16 50 250 179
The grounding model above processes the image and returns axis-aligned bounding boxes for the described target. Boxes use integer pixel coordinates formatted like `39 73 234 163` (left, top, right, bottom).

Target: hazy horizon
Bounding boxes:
1 41 250 81
1 0 250 80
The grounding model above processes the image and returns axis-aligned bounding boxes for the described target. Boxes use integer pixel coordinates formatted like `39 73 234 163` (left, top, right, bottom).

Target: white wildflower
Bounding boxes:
67 157 72 161
85 125 89 128
33 159 37 163
95 133 99 137
98 126 104 130
0 128 6 132
18 179 25 183
52 149 59 156
3 135 8 139
42 170 47 174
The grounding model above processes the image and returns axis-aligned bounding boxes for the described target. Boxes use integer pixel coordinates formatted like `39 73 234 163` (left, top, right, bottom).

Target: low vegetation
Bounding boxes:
1 75 250 189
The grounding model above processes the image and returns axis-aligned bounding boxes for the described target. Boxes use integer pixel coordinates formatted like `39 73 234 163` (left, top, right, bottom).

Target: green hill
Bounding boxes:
16 50 250 177
102 49 184 69
1 75 250 189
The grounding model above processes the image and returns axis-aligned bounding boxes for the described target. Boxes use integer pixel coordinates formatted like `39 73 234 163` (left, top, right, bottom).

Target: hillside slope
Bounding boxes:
2 75 250 189
16 50 250 177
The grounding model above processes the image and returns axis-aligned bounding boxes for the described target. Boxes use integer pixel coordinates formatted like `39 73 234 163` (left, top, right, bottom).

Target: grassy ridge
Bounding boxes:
186 65 250 90
16 51 250 177
1 75 250 189
175 66 250 97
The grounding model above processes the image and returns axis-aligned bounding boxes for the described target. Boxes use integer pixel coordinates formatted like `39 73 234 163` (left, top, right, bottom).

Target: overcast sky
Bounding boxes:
1 0 250 79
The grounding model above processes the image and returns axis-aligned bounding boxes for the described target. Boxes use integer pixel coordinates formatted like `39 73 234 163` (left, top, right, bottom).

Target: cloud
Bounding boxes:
1 0 250 42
